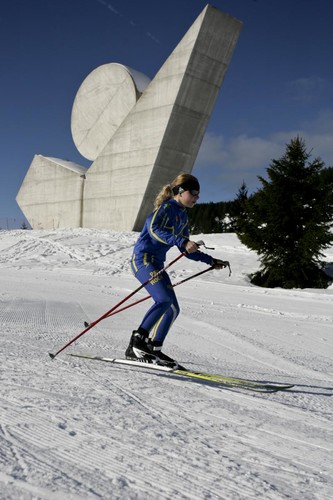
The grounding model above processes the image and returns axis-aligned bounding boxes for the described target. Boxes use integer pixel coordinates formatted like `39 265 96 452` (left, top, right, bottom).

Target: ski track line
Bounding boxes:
124 356 330 428
186 278 333 305
173 389 333 499
0 411 103 499
0 398 184 500
74 360 265 500
236 302 333 325
206 381 333 440
1 383 256 500
0 471 86 500
91 366 331 500
63 344 332 428
0 298 89 335
0 422 30 484
2 358 329 498
78 358 330 494
80 361 187 434
179 286 333 318
158 380 332 453
206 393 332 487
152 388 333 456
181 295 333 351
180 293 333 353
183 291 333 326
179 312 332 381
202 405 333 472
62 359 285 500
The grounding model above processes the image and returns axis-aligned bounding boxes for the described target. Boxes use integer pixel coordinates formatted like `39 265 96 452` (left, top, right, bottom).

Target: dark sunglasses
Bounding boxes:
189 189 200 196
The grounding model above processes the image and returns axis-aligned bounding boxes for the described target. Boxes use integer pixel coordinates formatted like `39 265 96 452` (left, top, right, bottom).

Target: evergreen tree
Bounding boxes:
237 137 333 288
228 181 248 232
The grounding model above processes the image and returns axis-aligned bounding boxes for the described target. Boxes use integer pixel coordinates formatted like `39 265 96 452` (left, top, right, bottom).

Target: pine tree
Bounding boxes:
236 137 333 288
229 181 248 232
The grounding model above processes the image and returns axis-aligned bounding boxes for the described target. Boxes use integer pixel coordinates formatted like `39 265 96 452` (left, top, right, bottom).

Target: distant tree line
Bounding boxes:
188 182 248 234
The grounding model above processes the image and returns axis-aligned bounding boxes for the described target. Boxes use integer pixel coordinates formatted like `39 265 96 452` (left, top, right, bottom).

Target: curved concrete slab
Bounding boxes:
71 63 150 161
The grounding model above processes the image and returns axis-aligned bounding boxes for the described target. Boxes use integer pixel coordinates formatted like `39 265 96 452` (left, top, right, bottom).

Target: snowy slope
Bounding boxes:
0 229 332 500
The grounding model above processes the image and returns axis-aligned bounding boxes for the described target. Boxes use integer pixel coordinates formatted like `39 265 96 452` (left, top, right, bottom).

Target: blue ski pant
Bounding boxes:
131 262 180 344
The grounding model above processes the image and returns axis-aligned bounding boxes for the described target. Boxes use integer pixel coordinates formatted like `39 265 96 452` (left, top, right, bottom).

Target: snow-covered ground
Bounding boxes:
0 228 332 500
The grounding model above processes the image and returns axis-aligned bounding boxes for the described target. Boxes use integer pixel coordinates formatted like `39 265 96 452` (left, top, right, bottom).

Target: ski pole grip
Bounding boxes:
196 240 215 250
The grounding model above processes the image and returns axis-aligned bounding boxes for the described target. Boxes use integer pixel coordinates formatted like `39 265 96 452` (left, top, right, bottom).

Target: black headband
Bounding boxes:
172 179 200 195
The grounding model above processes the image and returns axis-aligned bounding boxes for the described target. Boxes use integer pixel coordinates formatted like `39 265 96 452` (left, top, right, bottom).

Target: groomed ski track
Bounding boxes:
0 229 332 499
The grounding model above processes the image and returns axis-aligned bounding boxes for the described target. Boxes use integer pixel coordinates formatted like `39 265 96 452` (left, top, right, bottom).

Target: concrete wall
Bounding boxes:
16 5 242 231
83 5 242 231
71 63 151 161
16 156 87 229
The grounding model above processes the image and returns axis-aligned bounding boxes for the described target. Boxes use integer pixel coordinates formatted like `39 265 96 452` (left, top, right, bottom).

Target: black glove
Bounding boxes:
212 258 226 269
212 259 231 276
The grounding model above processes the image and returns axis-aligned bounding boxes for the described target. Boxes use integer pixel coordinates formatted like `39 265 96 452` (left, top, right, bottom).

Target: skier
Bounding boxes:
125 173 227 368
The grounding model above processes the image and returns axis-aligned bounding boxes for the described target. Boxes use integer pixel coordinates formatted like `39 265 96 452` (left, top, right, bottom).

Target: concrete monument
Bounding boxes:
16 5 242 231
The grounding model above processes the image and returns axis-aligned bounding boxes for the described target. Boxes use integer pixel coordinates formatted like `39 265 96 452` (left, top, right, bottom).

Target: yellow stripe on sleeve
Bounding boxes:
149 207 169 245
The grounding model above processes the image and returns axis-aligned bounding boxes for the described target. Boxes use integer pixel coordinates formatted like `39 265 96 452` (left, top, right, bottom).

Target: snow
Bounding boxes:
0 228 332 500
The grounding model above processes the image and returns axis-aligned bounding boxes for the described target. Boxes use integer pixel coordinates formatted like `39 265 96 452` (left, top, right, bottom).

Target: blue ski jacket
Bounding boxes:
131 198 213 271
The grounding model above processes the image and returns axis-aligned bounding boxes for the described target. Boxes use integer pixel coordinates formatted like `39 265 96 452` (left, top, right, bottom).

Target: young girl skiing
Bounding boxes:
125 173 227 369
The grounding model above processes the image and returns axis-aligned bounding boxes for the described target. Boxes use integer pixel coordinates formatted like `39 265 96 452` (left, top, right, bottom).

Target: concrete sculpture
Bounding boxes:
16 5 242 230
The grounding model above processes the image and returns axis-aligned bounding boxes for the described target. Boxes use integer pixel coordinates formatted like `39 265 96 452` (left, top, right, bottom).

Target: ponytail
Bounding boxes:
153 184 173 209
153 173 200 209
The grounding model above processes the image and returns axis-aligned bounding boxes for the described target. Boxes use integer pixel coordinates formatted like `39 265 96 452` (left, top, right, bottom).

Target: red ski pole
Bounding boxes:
49 252 185 359
101 265 214 318
101 256 232 319
93 240 220 321
84 261 228 323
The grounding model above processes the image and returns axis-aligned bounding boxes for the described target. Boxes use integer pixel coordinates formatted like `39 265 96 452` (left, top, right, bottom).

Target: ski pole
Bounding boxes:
83 258 232 325
98 258 231 321
95 265 215 320
49 252 185 359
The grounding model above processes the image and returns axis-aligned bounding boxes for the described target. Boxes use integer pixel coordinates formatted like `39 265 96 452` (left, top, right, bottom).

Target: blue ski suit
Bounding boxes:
131 199 213 344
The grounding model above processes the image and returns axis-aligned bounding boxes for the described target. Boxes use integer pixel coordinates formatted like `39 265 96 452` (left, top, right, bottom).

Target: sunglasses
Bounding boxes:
178 187 200 196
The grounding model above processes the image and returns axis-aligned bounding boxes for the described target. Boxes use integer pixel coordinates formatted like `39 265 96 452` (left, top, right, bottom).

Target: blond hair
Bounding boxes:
153 173 199 209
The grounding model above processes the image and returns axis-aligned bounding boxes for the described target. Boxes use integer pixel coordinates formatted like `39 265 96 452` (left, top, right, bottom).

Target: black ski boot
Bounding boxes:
147 340 183 369
125 328 157 363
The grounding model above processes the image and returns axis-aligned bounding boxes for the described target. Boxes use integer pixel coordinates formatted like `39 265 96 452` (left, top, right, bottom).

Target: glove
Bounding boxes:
212 259 229 270
183 240 199 254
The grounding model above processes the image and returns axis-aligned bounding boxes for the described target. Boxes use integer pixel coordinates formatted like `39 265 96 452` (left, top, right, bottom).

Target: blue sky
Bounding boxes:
1 0 333 228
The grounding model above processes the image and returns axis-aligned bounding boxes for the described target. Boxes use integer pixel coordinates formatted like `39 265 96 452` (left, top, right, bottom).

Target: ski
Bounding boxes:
65 353 295 393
